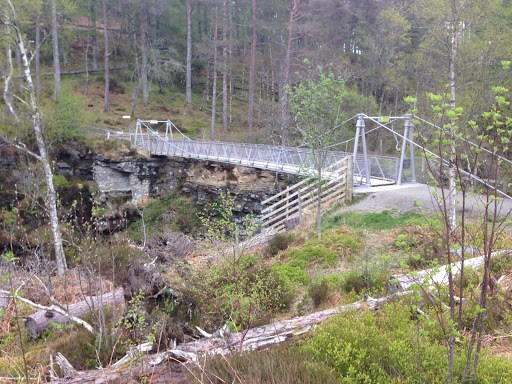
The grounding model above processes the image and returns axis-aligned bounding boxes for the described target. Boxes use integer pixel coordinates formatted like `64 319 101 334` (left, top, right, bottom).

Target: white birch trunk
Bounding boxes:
2 24 19 122
7 0 67 273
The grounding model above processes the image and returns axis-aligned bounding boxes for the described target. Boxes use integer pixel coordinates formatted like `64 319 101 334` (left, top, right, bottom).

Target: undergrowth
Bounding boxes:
324 210 424 231
272 227 364 287
127 194 199 242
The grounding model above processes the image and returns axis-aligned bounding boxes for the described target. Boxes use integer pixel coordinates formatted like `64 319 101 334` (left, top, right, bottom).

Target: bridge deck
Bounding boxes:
130 130 399 186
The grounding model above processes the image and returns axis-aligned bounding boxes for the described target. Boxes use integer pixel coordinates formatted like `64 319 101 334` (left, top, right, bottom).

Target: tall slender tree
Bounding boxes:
51 0 61 101
90 0 99 71
247 0 257 139
185 0 193 104
34 13 42 95
141 1 149 110
222 0 229 132
2 0 67 273
102 0 109 112
210 7 218 140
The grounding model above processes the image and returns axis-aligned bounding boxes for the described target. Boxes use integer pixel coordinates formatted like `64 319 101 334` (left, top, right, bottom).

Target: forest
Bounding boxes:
1 0 512 382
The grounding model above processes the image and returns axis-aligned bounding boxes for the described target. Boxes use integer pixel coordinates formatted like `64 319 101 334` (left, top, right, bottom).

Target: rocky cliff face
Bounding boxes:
93 155 297 216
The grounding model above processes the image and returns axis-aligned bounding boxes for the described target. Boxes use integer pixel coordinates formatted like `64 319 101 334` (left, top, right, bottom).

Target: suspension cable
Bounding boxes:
365 115 512 199
415 116 512 167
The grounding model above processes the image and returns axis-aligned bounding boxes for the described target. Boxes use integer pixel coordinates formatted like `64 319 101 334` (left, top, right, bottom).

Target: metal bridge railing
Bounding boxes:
128 120 398 185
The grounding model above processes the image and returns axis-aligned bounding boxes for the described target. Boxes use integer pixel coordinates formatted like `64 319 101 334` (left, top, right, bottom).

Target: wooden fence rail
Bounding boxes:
261 156 353 232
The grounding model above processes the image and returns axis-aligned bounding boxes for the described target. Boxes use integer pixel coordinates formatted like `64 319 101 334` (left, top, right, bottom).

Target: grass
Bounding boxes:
324 210 424 231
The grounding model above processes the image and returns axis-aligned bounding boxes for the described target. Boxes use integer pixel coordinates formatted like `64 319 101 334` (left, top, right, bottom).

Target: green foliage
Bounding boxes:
340 269 388 296
52 174 72 190
272 263 311 286
188 259 293 331
127 194 199 242
116 288 157 348
272 228 364 289
490 252 512 277
187 192 292 331
309 279 329 307
286 61 345 139
303 301 512 383
325 210 424 231
42 85 93 146
266 232 295 257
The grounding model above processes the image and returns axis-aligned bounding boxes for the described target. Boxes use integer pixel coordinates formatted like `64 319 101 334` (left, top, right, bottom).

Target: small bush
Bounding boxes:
272 264 310 286
490 252 512 277
53 174 72 189
341 270 388 295
127 194 199 242
266 232 295 257
309 279 329 307
303 301 512 383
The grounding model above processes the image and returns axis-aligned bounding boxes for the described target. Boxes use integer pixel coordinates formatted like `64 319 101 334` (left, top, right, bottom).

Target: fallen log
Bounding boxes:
49 293 406 383
25 287 124 338
388 249 511 292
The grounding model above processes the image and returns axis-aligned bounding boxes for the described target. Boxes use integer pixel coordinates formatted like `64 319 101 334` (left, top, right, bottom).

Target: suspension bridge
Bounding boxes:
127 114 419 188
119 113 510 231
123 114 422 231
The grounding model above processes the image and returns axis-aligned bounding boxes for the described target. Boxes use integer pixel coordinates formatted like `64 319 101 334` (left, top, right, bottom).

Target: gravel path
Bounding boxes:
345 183 512 217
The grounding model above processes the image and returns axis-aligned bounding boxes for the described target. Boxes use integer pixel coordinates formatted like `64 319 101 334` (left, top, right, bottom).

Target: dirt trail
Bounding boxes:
345 183 512 217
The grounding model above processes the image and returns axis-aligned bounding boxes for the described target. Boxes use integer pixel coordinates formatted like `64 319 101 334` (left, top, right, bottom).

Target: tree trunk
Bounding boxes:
447 3 460 380
51 0 61 101
280 0 298 145
90 0 99 71
222 0 229 132
7 0 67 273
25 288 124 338
48 293 399 384
185 0 193 104
141 2 149 110
247 0 257 140
2 24 19 122
448 3 459 234
102 0 109 112
15 42 22 93
35 14 41 95
210 8 218 140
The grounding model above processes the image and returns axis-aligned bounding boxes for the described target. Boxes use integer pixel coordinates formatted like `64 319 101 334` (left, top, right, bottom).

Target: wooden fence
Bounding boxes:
261 156 353 232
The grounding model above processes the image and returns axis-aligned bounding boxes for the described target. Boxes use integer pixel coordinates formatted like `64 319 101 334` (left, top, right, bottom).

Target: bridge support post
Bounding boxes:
360 121 371 187
166 120 173 141
134 119 142 147
397 115 414 185
353 114 371 186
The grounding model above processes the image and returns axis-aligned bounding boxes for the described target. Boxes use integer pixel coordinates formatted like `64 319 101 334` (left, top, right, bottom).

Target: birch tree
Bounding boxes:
1 0 67 273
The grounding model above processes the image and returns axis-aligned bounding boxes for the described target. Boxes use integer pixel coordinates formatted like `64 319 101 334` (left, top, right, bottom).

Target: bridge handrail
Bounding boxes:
261 157 350 206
